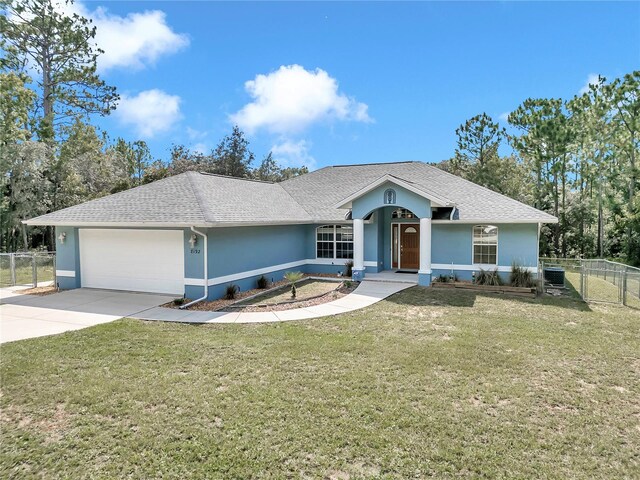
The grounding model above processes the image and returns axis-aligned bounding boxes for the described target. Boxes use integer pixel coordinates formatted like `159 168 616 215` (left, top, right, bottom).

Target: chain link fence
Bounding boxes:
0 252 56 288
580 259 640 307
540 257 640 308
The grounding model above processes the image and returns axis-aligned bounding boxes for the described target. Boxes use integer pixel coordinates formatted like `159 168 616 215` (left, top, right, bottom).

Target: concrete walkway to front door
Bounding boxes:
133 280 414 324
0 288 175 344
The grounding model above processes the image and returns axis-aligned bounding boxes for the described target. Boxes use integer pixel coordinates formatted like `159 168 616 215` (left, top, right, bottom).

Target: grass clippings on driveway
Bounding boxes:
1 285 639 478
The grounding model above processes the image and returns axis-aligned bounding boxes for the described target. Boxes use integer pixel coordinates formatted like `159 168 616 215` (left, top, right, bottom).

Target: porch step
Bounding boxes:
362 277 418 285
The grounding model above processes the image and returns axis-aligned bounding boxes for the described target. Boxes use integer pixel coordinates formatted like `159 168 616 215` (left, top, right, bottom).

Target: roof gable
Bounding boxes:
334 174 454 209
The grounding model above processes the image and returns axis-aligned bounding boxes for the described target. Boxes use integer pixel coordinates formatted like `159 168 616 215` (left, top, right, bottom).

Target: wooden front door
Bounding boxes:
400 224 420 269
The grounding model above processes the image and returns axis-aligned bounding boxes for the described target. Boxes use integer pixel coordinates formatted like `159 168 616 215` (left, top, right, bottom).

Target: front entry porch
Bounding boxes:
335 175 451 288
364 270 419 284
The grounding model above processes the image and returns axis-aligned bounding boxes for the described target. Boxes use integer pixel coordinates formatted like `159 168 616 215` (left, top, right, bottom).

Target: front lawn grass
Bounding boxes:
1 287 639 478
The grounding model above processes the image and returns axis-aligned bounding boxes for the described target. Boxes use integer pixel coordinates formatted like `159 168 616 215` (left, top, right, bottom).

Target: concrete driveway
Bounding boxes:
0 288 175 344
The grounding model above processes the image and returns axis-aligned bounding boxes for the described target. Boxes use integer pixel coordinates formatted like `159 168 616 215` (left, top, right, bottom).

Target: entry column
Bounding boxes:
419 217 432 286
353 218 365 281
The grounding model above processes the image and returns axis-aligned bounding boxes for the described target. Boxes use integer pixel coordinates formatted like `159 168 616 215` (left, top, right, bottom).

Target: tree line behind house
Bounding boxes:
438 73 639 266
1 0 638 265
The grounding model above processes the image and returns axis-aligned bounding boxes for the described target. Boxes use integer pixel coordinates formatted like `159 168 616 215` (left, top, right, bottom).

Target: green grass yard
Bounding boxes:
0 257 54 288
1 285 639 478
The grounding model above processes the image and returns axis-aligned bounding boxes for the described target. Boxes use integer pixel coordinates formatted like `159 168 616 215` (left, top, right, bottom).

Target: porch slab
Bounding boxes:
364 271 419 284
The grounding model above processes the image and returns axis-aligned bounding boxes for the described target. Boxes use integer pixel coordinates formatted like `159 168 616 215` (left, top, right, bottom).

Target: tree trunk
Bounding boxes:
597 179 604 257
21 222 29 251
553 166 560 255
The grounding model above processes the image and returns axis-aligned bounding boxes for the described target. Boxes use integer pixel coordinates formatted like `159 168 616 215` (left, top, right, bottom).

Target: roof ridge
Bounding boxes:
197 171 275 184
185 171 211 223
331 160 418 168
276 183 314 221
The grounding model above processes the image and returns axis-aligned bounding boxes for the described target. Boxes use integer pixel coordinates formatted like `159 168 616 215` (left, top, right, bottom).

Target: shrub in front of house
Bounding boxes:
256 275 269 289
225 284 239 300
510 263 534 288
344 260 353 277
475 268 502 286
284 271 304 298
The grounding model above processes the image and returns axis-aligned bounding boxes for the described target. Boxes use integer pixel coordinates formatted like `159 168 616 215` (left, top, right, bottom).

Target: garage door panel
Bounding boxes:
79 229 184 295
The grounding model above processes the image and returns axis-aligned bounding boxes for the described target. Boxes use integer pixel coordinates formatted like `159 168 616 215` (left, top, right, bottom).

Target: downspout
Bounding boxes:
180 226 208 309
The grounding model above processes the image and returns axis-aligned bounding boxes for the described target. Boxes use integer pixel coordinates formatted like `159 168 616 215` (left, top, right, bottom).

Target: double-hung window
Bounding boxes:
473 225 498 265
316 225 354 259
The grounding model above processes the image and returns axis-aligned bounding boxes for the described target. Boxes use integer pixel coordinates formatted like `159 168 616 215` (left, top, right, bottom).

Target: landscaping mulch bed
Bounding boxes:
432 281 536 298
163 273 348 311
16 286 58 296
221 281 359 313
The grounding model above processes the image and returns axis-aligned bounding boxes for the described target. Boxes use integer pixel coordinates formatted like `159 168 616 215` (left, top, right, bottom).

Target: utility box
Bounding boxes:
544 267 565 286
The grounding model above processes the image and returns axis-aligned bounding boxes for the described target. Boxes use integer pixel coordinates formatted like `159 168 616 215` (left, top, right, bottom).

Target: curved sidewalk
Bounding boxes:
133 280 414 324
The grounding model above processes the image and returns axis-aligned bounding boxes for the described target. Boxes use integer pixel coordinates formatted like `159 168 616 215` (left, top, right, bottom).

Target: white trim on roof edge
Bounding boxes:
431 218 558 224
24 217 558 228
334 174 455 210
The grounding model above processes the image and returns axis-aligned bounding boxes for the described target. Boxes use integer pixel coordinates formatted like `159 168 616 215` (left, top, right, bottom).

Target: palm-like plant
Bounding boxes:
284 271 304 299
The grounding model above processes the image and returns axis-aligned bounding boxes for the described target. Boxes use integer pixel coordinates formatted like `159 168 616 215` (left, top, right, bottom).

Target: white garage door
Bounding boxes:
79 229 184 295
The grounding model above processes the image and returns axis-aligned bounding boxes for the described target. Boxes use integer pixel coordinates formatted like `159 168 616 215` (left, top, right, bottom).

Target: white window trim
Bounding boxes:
472 225 498 266
316 225 354 261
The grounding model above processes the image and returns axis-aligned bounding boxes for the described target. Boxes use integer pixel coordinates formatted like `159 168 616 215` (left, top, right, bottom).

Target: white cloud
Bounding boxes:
186 127 207 141
271 139 316 169
230 64 372 135
115 89 182 138
91 8 189 72
38 0 189 72
191 142 209 155
580 73 602 94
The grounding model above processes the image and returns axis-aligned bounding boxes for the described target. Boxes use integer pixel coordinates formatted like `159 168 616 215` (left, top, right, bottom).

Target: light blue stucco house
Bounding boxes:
25 161 557 300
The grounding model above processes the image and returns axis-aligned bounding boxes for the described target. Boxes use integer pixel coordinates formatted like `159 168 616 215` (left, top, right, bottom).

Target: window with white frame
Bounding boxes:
316 225 354 259
391 208 416 219
473 225 498 265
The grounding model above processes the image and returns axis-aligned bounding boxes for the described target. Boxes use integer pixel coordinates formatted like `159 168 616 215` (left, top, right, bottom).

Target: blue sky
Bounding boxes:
77 1 640 170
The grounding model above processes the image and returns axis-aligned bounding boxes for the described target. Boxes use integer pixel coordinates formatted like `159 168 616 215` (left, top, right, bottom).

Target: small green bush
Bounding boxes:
344 260 354 277
475 268 502 286
343 280 353 289
437 274 450 283
284 271 304 298
172 297 185 306
256 275 269 289
510 263 534 287
225 284 239 300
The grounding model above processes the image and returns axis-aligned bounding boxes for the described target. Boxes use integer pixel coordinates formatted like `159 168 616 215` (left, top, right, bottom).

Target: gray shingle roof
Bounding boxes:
25 162 557 226
281 161 557 223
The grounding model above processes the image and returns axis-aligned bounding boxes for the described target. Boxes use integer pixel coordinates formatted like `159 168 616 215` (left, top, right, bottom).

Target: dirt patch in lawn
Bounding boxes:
16 285 58 296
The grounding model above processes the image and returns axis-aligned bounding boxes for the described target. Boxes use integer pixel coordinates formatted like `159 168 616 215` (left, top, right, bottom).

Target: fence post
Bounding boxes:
622 267 627 306
580 260 584 299
32 253 37 287
9 254 16 286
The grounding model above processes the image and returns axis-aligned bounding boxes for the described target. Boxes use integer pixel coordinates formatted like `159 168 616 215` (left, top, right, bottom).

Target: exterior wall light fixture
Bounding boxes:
189 234 198 248
58 232 66 244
